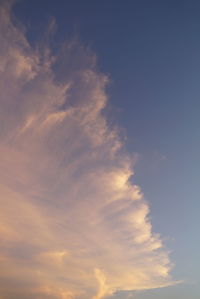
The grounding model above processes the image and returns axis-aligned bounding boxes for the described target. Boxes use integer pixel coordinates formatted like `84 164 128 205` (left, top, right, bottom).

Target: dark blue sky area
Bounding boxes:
13 0 200 151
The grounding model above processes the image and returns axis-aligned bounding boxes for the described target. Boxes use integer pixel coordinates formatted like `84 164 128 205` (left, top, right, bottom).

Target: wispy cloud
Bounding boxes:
0 3 174 298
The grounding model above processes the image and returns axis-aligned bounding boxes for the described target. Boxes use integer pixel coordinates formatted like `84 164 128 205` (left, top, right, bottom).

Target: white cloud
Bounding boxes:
0 3 174 298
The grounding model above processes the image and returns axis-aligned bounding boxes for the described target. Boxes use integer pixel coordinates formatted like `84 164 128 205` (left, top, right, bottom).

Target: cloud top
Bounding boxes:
0 3 173 298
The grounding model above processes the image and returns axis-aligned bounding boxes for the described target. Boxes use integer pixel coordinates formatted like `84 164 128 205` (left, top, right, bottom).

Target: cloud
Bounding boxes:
0 3 174 298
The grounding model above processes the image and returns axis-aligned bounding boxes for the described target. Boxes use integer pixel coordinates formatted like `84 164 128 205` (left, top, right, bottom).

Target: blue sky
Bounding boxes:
0 0 200 298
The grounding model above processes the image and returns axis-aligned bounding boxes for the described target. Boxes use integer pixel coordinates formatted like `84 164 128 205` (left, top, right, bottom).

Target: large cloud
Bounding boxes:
0 3 174 298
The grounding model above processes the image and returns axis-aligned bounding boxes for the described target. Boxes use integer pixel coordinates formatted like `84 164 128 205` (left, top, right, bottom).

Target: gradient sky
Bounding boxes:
0 0 200 298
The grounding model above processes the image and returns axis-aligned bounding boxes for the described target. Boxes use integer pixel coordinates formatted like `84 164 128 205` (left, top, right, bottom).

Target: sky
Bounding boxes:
0 0 200 298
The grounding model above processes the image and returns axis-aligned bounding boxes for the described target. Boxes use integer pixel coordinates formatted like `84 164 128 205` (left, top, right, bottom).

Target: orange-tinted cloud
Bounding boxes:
0 3 174 298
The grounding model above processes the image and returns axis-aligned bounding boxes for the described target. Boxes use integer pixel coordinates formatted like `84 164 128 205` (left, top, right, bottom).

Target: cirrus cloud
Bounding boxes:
0 2 174 298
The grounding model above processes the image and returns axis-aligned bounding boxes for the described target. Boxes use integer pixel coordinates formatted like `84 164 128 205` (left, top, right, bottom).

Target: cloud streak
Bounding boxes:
0 3 173 298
